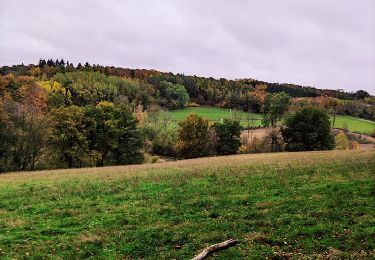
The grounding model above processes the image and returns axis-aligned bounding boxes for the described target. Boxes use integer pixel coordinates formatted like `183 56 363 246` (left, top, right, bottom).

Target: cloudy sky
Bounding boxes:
1 0 374 94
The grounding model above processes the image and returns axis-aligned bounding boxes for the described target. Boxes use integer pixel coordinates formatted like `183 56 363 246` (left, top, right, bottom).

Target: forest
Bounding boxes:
0 59 374 172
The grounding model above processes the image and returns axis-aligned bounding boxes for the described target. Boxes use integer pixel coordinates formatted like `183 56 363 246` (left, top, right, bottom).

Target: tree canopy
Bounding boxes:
213 118 242 155
262 92 290 127
282 107 334 151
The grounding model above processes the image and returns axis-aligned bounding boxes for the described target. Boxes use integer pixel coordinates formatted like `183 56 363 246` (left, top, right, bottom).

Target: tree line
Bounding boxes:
1 59 372 113
0 60 373 172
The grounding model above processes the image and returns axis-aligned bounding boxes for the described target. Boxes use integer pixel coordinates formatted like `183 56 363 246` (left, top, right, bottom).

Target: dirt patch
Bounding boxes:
360 143 375 150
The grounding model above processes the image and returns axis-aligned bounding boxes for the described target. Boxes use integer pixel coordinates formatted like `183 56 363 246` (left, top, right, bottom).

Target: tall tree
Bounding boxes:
262 92 290 127
85 101 143 166
213 118 242 155
48 105 93 168
176 114 210 158
0 104 13 172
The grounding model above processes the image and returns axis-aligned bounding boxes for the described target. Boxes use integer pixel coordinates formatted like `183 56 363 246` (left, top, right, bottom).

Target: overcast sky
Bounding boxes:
1 0 374 94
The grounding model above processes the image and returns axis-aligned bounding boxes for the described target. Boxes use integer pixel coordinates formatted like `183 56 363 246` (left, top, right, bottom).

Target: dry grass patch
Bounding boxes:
1 218 25 228
76 232 102 244
0 150 373 184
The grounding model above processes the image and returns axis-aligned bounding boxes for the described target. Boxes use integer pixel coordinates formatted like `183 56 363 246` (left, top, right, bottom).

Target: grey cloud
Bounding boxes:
0 0 374 94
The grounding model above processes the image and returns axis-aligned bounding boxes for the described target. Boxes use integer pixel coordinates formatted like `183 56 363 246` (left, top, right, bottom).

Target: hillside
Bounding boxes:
1 150 374 259
1 61 374 172
1 61 372 100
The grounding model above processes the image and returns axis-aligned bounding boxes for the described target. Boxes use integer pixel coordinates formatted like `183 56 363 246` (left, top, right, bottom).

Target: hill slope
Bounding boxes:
0 150 374 259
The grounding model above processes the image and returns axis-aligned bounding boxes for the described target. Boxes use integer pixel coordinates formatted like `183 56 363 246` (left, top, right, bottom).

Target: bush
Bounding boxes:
239 136 264 154
282 107 334 151
335 131 349 150
349 141 360 150
262 128 285 152
152 128 178 157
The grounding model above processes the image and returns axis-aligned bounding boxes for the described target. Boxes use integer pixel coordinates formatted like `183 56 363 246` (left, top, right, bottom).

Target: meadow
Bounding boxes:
332 115 375 134
0 150 374 259
169 107 375 134
169 107 263 127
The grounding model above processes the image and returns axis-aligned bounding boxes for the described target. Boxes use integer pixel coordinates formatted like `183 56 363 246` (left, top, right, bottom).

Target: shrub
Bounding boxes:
249 137 264 153
262 128 285 152
150 156 159 163
152 128 178 157
335 131 349 150
282 107 334 151
349 141 360 150
239 136 264 154
342 122 349 132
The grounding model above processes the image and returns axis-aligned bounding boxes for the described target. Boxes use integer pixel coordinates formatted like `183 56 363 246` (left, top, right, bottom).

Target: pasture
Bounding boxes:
332 115 375 134
169 107 375 134
0 150 374 259
169 107 263 127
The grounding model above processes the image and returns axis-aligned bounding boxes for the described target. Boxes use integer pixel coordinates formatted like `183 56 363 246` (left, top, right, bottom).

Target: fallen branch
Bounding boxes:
191 239 238 260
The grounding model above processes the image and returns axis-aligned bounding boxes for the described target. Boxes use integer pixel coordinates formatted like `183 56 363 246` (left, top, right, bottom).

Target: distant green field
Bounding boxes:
169 107 263 127
332 115 375 134
169 107 375 134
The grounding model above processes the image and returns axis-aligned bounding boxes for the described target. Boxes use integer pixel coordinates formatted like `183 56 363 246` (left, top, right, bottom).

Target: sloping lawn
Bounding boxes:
0 150 374 259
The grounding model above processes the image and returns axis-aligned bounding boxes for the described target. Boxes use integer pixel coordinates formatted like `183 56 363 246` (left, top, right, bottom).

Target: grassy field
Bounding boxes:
333 115 375 134
0 150 374 259
169 107 375 134
169 107 263 127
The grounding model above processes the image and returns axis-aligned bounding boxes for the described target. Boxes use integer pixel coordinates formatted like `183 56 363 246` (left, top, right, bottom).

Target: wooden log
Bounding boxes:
191 239 238 260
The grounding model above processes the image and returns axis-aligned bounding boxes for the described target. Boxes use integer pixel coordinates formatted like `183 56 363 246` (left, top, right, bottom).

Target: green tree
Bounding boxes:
176 114 210 158
48 105 94 168
85 101 143 166
282 107 334 151
112 106 144 165
9 105 48 170
213 118 242 155
355 90 370 100
160 81 189 109
262 92 290 127
0 104 13 172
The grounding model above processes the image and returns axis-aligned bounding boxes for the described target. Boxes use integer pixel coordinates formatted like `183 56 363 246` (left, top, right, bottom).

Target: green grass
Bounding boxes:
169 107 263 127
169 107 375 134
0 150 374 259
333 115 375 134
